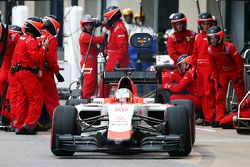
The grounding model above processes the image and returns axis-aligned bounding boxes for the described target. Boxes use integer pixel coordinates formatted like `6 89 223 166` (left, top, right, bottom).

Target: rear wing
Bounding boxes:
101 68 159 97
102 71 157 84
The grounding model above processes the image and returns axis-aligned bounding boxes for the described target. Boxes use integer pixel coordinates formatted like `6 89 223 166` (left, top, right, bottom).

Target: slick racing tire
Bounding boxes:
156 88 171 104
65 99 88 106
236 120 250 134
170 100 195 145
51 105 80 156
236 128 250 134
167 106 192 156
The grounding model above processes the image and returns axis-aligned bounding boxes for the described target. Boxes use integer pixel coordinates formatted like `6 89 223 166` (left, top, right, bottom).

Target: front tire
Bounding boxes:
51 105 80 156
170 100 195 145
167 106 192 156
236 128 250 134
65 99 88 106
236 120 250 134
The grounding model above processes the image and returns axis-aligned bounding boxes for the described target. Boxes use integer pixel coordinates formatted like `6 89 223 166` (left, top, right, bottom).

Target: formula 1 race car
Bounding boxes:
51 68 194 157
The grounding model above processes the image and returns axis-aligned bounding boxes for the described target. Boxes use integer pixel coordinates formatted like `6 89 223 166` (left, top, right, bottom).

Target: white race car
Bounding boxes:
51 69 194 156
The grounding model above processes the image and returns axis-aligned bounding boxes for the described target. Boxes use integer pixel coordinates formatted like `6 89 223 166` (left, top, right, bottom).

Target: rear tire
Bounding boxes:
236 129 250 134
236 120 250 134
156 88 171 104
167 106 192 156
170 100 195 145
51 105 80 156
65 99 88 106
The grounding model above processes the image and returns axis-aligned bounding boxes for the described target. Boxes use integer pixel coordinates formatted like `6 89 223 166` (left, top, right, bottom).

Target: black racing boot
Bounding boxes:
0 115 11 131
0 115 10 126
221 122 234 129
202 122 212 126
212 121 221 128
195 113 204 125
16 124 37 135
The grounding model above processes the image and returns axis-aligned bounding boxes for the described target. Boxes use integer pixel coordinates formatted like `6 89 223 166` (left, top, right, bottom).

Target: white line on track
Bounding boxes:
196 127 217 132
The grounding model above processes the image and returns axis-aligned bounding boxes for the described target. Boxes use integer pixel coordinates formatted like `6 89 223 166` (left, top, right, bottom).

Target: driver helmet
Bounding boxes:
177 54 192 74
115 88 133 103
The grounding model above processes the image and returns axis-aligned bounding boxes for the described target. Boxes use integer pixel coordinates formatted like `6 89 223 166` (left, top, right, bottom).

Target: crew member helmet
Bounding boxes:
80 15 95 30
171 13 187 31
134 12 145 24
177 54 192 74
197 12 213 30
9 25 23 35
122 8 133 17
169 13 176 25
43 15 60 36
207 26 224 46
23 16 44 38
103 6 122 28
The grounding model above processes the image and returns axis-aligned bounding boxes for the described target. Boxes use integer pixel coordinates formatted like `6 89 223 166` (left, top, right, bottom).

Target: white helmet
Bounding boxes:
115 88 133 103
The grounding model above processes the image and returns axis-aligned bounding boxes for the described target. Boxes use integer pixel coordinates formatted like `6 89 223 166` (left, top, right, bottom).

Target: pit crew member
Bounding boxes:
79 15 104 100
207 26 246 127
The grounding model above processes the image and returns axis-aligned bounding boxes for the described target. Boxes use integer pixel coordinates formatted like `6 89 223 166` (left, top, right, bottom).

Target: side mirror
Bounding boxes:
130 33 153 48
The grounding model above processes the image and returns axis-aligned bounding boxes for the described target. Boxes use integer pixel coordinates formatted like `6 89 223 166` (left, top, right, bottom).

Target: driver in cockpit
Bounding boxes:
115 88 134 103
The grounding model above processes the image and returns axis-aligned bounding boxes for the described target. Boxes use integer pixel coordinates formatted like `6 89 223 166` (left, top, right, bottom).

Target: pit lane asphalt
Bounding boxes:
0 126 250 167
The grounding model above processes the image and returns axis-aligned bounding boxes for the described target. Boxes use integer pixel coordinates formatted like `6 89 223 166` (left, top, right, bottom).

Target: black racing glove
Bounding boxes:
93 20 103 28
56 73 64 82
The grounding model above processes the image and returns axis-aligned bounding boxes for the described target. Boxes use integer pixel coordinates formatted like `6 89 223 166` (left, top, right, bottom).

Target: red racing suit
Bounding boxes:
101 20 129 97
79 31 104 100
6 69 18 127
39 30 60 119
162 68 202 113
0 30 21 121
5 42 20 128
167 29 196 67
12 34 45 130
220 97 250 127
161 68 182 86
208 42 246 122
192 32 216 123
